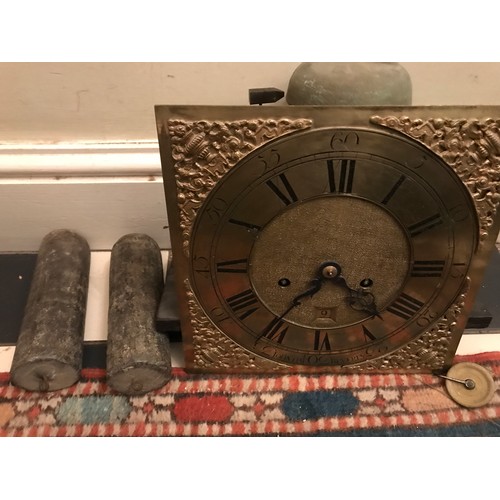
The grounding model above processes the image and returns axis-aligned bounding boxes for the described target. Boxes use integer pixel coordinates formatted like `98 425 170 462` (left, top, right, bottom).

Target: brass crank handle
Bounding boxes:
436 374 476 390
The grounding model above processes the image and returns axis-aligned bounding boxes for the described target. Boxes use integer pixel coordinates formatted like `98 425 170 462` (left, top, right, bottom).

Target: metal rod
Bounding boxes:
438 374 476 390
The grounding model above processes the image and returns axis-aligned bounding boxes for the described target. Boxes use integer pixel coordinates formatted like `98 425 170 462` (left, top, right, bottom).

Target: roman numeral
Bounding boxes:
410 260 445 278
216 259 248 273
387 293 424 321
266 173 298 205
327 160 336 193
261 317 288 344
228 219 262 232
339 159 356 193
225 289 260 321
314 330 332 351
408 214 443 237
326 159 356 193
362 325 377 343
381 174 406 205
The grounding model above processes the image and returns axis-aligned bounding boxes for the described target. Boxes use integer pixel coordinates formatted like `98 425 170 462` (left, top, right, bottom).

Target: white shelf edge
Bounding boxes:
0 140 162 180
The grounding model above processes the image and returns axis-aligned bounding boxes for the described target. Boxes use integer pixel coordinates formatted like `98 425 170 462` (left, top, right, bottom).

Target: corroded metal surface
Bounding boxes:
106 233 171 395
286 62 412 106
10 229 90 391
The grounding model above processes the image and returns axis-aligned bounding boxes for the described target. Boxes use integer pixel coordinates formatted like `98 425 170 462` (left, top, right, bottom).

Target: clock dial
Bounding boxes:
189 127 478 367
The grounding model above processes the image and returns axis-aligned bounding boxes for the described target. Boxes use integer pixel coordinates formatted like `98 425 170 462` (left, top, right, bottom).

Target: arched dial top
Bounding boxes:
189 127 478 367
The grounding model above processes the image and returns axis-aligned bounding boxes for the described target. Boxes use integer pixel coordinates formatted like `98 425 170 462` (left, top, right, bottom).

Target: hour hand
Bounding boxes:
291 277 322 306
254 278 322 344
277 277 323 321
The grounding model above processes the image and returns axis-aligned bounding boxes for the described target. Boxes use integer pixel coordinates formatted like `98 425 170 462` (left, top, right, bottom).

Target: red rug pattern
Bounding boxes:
1 353 499 436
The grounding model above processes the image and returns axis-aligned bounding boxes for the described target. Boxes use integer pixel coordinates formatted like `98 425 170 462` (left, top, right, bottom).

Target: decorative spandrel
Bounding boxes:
167 118 312 254
349 279 470 371
185 279 285 371
370 116 500 242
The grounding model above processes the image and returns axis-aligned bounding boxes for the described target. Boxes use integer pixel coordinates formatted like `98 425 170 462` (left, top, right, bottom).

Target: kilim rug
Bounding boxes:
1 352 499 437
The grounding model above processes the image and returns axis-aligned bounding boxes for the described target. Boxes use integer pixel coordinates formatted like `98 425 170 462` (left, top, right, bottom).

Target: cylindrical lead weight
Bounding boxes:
10 229 90 391
106 233 171 395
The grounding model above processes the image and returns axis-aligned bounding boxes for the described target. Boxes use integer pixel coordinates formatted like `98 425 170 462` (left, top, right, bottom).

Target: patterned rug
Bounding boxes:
1 352 499 437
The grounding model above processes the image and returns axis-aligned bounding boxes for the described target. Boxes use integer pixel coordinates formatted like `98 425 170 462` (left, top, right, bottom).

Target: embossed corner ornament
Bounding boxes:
349 279 470 372
370 116 500 242
185 279 284 371
168 118 312 254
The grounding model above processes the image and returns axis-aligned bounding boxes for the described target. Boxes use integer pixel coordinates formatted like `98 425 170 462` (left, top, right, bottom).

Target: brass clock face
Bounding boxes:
189 127 477 367
156 104 500 373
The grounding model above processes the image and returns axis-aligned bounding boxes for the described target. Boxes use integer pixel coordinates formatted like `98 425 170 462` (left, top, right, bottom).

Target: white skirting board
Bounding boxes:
0 141 169 252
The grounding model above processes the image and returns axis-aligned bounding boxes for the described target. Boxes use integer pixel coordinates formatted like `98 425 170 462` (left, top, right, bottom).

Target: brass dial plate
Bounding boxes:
156 105 500 373
189 127 477 367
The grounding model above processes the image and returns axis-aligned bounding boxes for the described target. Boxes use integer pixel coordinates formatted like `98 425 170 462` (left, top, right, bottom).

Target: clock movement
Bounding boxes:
155 105 500 373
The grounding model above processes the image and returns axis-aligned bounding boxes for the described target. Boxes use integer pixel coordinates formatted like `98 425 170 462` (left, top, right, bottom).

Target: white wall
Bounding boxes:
1 62 499 144
0 63 298 143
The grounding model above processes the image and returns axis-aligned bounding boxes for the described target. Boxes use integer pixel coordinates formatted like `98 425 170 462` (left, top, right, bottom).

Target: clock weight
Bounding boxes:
10 230 90 392
106 234 172 395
